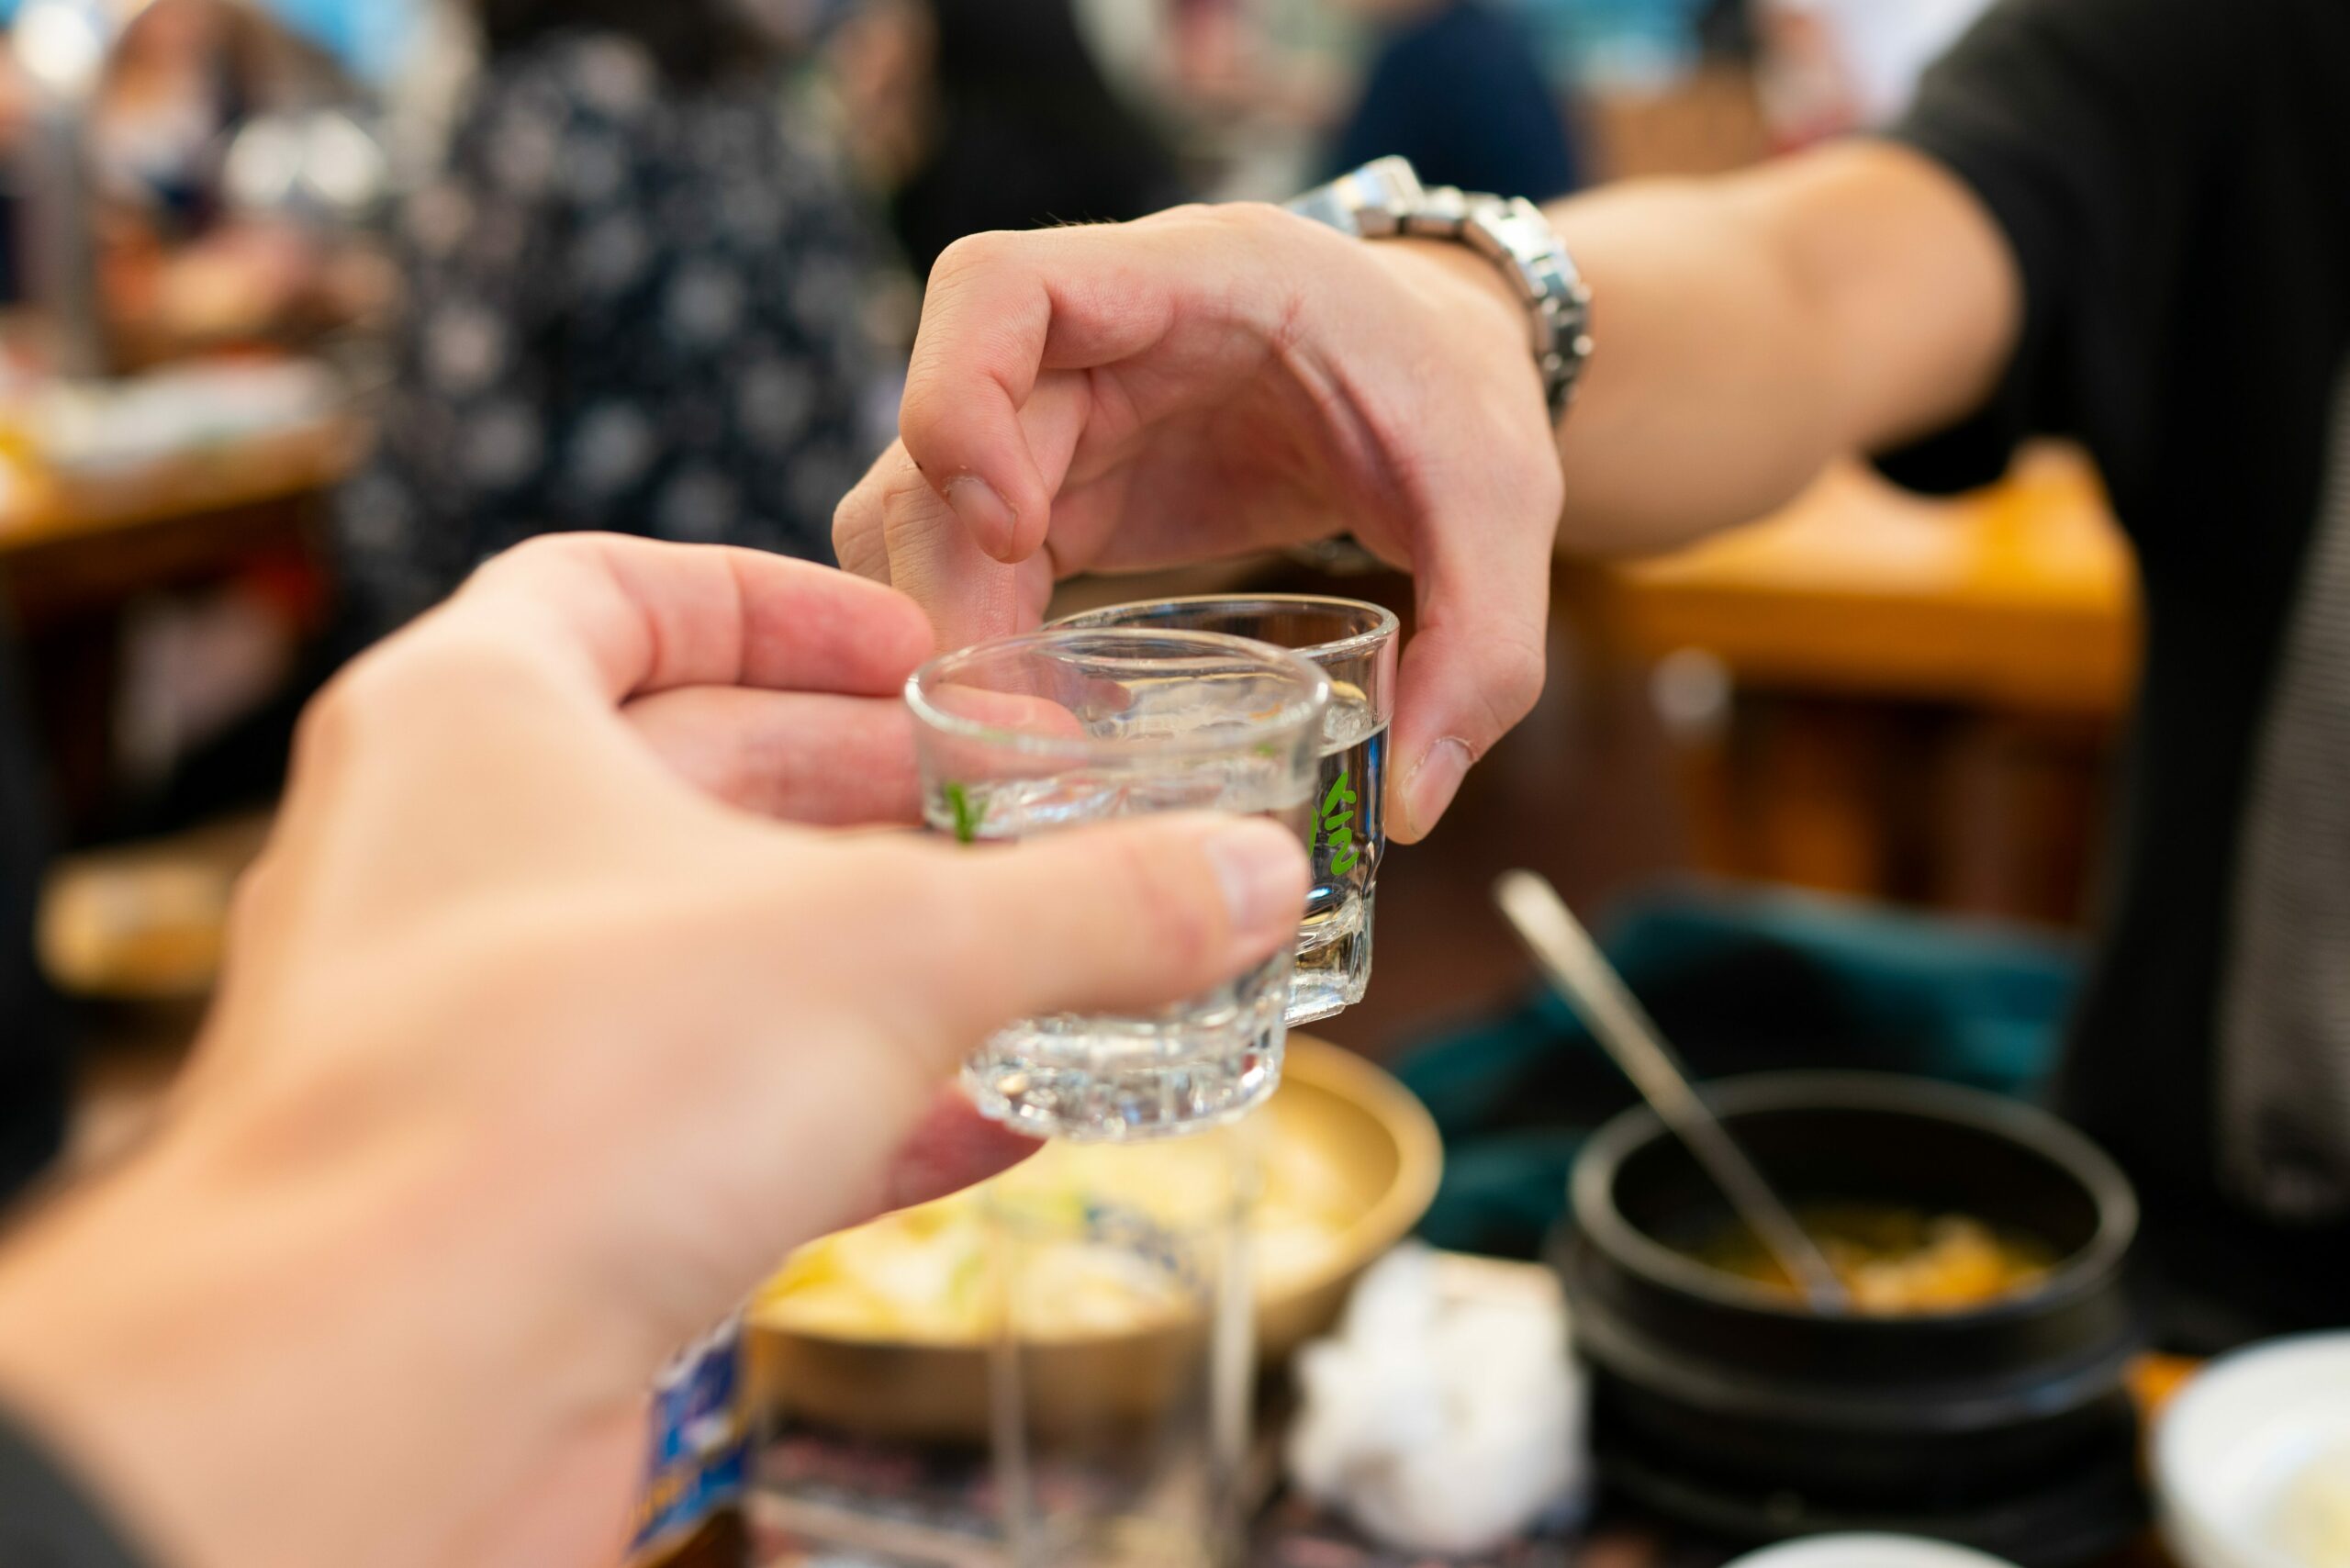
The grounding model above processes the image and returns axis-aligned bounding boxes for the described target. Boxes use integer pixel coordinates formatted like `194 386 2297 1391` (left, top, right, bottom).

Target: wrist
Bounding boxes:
1378 235 1539 328
1371 236 1556 416
0 1144 274 1568
1283 158 1589 420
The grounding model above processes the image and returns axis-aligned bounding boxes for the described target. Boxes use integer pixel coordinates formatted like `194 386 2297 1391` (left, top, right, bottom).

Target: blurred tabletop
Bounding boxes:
1594 445 2138 924
0 368 368 825
743 1311 2199 1568
0 413 365 558
1605 445 2138 719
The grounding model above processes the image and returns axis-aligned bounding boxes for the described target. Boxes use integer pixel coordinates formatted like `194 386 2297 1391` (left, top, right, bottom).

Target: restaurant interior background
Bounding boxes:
0 1 2208 1565
1 0 2129 1167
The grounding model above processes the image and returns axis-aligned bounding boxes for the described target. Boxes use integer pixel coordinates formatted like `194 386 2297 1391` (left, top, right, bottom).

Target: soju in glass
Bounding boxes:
1049 596 1399 1025
907 629 1328 1141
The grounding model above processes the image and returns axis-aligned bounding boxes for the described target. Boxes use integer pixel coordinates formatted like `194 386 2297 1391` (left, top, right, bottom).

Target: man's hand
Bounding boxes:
836 148 2025 841
0 536 1308 1568
835 203 1566 842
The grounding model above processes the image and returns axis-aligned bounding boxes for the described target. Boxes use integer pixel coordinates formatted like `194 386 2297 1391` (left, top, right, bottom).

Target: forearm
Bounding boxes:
0 1109 631 1568
1539 140 2020 554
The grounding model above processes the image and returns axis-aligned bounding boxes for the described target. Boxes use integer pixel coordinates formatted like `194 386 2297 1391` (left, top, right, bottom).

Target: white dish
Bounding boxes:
2156 1331 2350 1568
1724 1534 2019 1568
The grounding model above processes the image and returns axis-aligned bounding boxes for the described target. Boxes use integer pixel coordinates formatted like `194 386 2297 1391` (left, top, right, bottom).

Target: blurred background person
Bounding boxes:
0 30 29 306
88 0 386 368
333 0 890 638
1752 0 1995 145
864 0 1190 277
1326 0 1582 200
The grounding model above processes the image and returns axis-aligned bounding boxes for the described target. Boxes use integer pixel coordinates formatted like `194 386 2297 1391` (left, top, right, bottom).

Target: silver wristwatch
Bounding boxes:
1286 156 1593 420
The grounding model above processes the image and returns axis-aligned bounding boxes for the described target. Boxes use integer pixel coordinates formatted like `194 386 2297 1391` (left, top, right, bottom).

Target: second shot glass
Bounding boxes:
907 628 1329 1142
1050 596 1400 1025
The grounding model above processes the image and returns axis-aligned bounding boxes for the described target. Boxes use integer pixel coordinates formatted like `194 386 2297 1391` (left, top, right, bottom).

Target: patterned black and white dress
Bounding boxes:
338 29 887 635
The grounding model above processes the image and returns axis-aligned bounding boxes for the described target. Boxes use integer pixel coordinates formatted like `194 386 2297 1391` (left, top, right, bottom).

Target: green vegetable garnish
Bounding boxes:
943 780 979 844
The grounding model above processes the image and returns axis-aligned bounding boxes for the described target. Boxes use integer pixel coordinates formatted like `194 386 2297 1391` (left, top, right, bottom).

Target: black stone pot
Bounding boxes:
1558 1073 2146 1567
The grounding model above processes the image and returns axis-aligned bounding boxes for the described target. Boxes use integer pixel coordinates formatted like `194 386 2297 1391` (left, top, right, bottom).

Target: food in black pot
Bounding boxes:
1559 1072 2144 1568
1689 1202 2055 1315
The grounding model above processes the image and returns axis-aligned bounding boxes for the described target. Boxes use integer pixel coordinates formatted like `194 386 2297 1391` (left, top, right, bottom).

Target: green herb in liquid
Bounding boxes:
943 780 979 844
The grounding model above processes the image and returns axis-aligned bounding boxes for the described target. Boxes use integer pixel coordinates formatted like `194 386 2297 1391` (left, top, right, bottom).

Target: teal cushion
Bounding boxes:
1392 879 2081 1258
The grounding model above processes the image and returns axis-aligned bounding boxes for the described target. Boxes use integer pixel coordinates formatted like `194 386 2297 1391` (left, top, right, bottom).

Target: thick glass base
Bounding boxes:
966 952 1292 1141
1285 888 1373 1026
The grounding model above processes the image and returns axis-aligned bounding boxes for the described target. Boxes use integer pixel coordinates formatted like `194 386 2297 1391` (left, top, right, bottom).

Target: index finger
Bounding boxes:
443 534 935 707
900 208 1295 562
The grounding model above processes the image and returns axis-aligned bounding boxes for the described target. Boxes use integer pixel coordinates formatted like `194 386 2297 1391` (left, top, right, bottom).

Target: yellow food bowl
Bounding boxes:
746 1036 1441 1441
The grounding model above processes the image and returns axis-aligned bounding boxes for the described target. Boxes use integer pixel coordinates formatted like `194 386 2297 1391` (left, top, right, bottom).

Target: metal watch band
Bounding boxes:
1285 156 1593 420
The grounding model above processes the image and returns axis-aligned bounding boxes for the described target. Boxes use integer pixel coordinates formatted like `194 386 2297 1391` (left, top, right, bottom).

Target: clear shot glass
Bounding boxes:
983 1127 1262 1568
1049 596 1399 1025
907 629 1328 1141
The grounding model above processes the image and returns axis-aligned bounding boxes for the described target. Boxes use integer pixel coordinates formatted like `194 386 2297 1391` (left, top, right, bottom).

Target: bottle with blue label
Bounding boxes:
629 1315 750 1568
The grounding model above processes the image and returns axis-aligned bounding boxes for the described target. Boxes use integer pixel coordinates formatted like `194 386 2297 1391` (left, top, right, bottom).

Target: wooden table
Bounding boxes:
1609 445 2136 716
0 416 364 549
1596 445 2138 924
0 414 364 610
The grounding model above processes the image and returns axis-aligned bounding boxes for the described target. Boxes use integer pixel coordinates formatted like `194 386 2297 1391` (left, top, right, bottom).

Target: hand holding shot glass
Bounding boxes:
1049 598 1400 1026
908 629 1330 1142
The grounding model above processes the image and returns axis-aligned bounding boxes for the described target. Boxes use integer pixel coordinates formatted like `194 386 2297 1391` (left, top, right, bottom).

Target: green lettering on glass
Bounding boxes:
1320 774 1360 876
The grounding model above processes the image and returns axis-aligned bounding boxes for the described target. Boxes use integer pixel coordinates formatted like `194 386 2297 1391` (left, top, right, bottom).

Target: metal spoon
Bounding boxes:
1493 869 1852 1312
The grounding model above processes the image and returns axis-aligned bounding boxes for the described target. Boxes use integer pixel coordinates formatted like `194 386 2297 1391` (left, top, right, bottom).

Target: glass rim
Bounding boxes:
905 627 1332 761
1046 593 1401 663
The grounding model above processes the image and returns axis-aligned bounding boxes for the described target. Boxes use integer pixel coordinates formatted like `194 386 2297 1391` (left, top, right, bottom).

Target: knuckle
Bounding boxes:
876 450 939 510
1231 196 1342 268
456 532 634 614
1198 201 1322 340
875 461 957 557
835 449 919 544
1195 199 1281 238
471 530 602 583
1210 202 1285 267
1156 199 1235 230
290 658 373 773
893 375 955 454
224 852 281 944
929 229 1014 293
833 488 882 573
296 623 554 774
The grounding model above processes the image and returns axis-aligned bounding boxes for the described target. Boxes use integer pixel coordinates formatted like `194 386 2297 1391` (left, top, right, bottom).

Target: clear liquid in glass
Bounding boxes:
926 757 1305 1142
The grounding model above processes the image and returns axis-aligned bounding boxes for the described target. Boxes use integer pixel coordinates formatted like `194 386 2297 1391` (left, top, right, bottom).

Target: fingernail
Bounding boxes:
1403 738 1472 840
1203 819 1305 940
942 473 1017 555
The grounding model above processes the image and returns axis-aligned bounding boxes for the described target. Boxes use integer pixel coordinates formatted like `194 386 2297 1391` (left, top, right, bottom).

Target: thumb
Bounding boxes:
1390 532 1551 844
912 812 1309 1048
